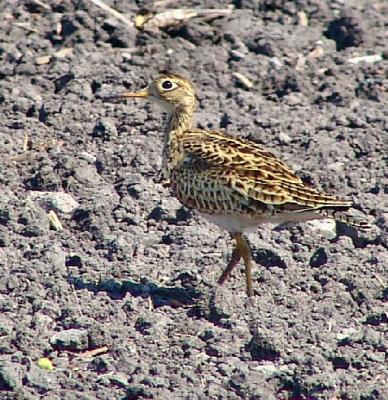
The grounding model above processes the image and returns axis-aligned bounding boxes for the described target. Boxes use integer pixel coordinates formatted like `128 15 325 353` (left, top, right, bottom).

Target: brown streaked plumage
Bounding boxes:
110 73 370 297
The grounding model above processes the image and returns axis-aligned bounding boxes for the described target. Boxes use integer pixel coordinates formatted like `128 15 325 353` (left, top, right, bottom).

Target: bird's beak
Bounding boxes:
111 88 149 99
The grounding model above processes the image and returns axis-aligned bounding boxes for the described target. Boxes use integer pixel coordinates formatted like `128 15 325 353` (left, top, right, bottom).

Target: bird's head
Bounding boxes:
112 73 196 113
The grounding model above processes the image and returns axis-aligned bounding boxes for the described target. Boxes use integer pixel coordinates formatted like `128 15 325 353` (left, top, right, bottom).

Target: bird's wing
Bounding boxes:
179 129 352 210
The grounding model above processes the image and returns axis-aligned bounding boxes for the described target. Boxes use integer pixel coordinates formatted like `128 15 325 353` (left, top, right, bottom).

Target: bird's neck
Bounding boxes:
166 104 195 134
162 105 195 175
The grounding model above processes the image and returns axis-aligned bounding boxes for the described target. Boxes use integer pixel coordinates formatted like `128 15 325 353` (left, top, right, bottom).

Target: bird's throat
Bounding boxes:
166 105 194 134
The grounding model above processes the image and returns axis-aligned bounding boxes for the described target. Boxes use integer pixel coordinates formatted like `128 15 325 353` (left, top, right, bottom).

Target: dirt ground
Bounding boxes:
0 1 387 399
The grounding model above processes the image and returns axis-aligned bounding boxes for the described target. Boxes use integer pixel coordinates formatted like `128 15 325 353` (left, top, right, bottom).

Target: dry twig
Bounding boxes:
80 346 109 358
87 0 134 29
135 8 233 30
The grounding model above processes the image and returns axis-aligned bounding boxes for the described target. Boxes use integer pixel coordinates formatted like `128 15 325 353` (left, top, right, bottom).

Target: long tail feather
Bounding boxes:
317 208 371 232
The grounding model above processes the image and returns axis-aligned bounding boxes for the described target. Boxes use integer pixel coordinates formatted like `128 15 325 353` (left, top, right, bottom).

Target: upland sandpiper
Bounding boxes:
110 73 370 296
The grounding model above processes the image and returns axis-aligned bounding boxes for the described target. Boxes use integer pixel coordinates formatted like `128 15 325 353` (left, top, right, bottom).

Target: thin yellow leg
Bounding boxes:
236 234 254 297
217 233 255 296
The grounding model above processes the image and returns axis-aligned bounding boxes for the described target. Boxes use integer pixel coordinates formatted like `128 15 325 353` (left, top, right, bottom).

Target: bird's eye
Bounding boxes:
161 80 177 91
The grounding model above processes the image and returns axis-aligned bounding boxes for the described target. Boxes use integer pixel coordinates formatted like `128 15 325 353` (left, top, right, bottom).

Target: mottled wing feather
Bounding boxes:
172 129 352 215
182 130 303 183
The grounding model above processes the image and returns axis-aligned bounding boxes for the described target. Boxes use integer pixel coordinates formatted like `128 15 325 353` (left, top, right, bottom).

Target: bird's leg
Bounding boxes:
218 233 253 297
217 233 241 286
236 234 254 297
217 233 255 296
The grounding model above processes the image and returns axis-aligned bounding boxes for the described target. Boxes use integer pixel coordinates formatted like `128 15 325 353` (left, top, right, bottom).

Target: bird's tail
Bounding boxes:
317 208 371 232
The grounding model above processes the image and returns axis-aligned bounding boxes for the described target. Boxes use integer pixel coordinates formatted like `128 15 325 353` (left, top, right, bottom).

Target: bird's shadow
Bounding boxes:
68 275 243 333
68 275 202 308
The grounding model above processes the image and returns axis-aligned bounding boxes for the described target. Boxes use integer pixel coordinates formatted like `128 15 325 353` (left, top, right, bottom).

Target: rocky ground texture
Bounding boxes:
0 0 387 399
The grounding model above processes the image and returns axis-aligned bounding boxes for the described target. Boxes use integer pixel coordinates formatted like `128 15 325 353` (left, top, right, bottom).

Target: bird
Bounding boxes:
109 72 370 297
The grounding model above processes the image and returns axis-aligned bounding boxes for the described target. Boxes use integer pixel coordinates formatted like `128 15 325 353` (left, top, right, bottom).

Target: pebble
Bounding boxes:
26 364 57 391
347 54 382 64
336 328 362 343
32 313 55 331
50 329 89 351
230 50 245 60
254 248 287 268
93 118 118 139
297 11 309 27
248 329 281 361
109 373 129 388
19 203 50 237
0 228 9 247
328 161 345 173
28 191 79 213
0 316 12 336
309 247 328 267
80 151 97 163
283 93 303 106
269 57 283 69
232 72 254 89
305 219 337 239
0 361 22 390
255 362 279 377
278 131 292 144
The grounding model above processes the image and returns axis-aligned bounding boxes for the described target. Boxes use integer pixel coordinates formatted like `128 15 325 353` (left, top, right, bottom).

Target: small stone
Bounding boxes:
254 248 287 268
277 131 292 144
232 72 254 89
32 313 55 331
347 116 366 128
28 191 80 213
65 254 83 267
26 364 57 391
0 361 22 390
19 203 50 237
53 47 73 59
269 57 283 69
0 316 12 336
90 356 110 373
247 327 281 362
50 329 89 351
147 198 181 222
347 54 382 64
255 362 279 377
134 317 152 335
297 11 308 27
35 55 52 65
103 17 120 30
230 50 245 60
80 151 97 163
92 118 117 140
335 115 349 126
305 219 337 239
283 93 303 106
309 247 328 267
109 373 129 388
328 161 345 173
0 208 14 225
0 229 9 247
336 328 362 344
307 46 324 59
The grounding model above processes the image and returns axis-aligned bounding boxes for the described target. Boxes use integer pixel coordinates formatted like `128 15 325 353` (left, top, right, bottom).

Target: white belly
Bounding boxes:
199 211 325 233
